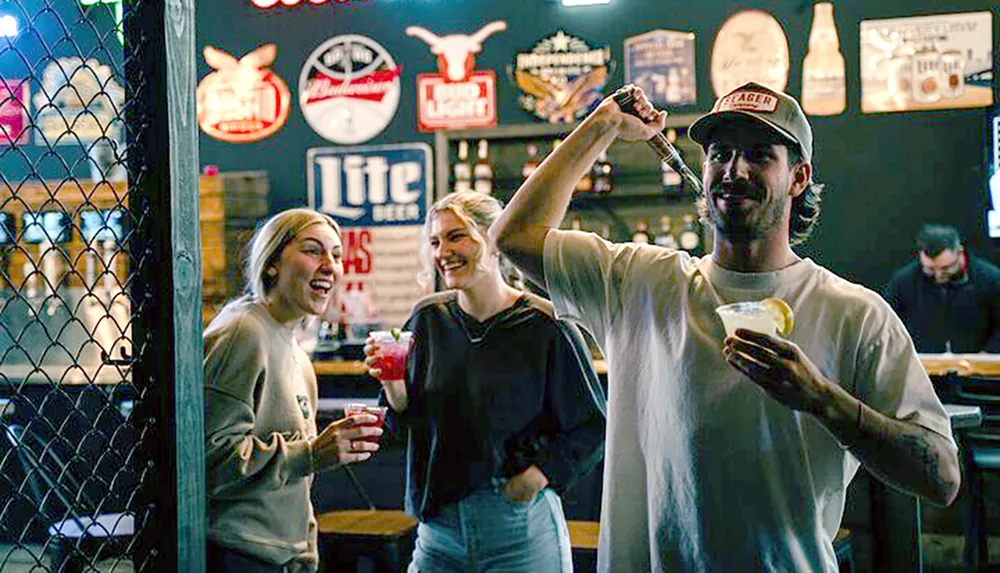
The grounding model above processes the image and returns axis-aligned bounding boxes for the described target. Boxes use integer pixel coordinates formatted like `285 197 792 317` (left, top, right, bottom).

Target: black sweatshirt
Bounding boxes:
883 255 1000 353
381 290 606 522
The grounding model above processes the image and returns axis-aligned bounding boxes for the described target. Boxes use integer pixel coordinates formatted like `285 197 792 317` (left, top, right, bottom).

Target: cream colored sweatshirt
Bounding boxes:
204 299 319 571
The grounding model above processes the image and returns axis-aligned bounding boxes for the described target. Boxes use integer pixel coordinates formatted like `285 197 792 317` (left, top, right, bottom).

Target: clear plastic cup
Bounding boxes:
343 403 388 443
714 302 778 337
369 330 413 382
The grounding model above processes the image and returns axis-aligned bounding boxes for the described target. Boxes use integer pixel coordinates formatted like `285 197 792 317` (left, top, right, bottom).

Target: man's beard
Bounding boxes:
706 179 787 242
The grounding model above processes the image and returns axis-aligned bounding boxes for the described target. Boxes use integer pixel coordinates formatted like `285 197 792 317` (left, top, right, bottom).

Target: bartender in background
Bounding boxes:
884 223 1000 353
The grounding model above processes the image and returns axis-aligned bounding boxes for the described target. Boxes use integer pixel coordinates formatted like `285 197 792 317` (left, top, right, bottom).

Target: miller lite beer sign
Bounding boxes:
406 21 506 131
299 35 401 144
307 143 431 226
197 44 291 143
308 143 433 334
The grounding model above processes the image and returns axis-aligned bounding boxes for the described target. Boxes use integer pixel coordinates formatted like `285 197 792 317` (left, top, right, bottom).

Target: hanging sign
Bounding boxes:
860 11 993 114
197 44 291 143
711 10 790 97
510 30 612 123
0 79 29 144
624 29 697 108
407 21 506 131
34 57 124 145
299 34 401 144
307 142 433 336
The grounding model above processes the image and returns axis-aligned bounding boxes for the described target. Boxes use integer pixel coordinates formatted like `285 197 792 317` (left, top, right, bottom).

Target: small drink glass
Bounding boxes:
714 302 777 337
343 403 388 443
369 330 413 382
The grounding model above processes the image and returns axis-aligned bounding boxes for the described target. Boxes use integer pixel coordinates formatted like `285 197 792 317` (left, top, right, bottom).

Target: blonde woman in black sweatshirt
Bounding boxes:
365 191 606 572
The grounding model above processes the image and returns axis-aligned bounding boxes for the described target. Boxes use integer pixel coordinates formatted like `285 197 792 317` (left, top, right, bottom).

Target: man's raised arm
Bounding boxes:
490 87 667 287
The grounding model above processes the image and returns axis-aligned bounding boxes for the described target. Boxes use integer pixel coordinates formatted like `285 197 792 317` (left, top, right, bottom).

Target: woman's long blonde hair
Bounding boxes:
417 191 523 290
244 208 341 300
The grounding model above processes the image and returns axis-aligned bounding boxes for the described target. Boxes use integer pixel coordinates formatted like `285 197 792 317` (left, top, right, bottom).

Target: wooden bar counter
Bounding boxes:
314 355 999 380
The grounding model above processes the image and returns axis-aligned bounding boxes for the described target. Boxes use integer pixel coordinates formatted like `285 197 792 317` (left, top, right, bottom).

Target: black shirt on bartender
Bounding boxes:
380 290 605 522
883 255 1000 353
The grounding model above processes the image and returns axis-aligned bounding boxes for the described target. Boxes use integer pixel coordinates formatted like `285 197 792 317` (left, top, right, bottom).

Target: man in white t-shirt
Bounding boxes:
489 81 960 572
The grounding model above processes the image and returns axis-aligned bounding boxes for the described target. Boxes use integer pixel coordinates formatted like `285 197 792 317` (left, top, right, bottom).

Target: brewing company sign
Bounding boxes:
406 21 506 131
197 44 291 143
299 34 401 144
307 142 433 334
34 57 124 145
511 30 612 123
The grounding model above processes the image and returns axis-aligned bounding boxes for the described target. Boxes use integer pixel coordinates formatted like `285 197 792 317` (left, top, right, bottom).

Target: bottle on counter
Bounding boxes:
473 139 493 194
454 140 472 193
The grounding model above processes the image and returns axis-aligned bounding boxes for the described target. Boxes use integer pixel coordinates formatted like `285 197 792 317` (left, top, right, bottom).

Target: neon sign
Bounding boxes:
80 0 123 44
251 0 362 7
197 44 291 143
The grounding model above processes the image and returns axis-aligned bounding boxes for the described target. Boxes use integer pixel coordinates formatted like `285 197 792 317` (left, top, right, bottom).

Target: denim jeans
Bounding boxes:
408 484 573 572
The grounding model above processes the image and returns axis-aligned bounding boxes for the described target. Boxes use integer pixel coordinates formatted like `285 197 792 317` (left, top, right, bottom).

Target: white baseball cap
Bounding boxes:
689 82 813 161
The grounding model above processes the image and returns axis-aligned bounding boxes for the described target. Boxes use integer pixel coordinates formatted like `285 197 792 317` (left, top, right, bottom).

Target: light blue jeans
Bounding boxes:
408 484 573 572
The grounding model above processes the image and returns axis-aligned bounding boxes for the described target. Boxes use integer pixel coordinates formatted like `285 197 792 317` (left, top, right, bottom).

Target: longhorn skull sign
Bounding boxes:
406 21 507 82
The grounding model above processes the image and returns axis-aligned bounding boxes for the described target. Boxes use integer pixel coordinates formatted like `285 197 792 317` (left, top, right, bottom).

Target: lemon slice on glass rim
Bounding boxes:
760 297 795 336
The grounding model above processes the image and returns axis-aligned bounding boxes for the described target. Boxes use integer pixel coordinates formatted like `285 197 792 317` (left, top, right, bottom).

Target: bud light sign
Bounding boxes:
307 143 432 226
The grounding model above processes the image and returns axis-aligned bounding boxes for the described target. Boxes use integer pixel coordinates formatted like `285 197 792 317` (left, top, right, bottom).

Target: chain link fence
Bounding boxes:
0 0 163 570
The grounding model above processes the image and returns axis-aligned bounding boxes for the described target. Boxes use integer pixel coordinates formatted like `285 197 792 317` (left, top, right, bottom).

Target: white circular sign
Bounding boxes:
299 34 401 144
711 10 790 97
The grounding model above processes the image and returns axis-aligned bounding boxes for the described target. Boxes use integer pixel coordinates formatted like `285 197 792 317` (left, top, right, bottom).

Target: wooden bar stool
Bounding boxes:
317 508 418 573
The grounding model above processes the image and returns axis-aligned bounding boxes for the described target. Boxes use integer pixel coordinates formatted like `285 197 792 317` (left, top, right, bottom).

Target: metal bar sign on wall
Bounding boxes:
307 143 433 338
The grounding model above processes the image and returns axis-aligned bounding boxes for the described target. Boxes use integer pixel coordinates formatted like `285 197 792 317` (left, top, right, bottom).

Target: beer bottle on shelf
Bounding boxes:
569 215 584 231
631 220 653 244
660 129 683 195
521 142 541 182
599 223 613 241
801 1 846 116
473 139 493 194
454 140 472 193
678 213 702 254
654 215 679 250
575 165 593 195
593 150 614 195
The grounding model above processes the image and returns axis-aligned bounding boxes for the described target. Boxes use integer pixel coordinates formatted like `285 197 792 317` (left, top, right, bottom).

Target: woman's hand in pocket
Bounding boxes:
503 465 550 504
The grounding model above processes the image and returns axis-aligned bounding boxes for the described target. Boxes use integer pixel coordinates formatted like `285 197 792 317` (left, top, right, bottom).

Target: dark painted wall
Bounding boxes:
194 0 1000 292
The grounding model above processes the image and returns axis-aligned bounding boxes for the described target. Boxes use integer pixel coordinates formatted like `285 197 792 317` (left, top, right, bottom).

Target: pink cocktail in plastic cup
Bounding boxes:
370 330 413 382
344 403 388 443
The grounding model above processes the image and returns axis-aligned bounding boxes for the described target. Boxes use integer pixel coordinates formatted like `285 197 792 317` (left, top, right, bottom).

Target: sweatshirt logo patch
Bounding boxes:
296 395 311 419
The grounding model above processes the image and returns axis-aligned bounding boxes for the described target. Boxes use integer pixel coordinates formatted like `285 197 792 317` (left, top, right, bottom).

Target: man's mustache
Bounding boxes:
710 179 763 201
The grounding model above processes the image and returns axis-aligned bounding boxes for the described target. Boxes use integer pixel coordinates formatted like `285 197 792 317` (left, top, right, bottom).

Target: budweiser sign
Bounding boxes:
197 44 291 143
406 21 505 131
299 34 401 144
